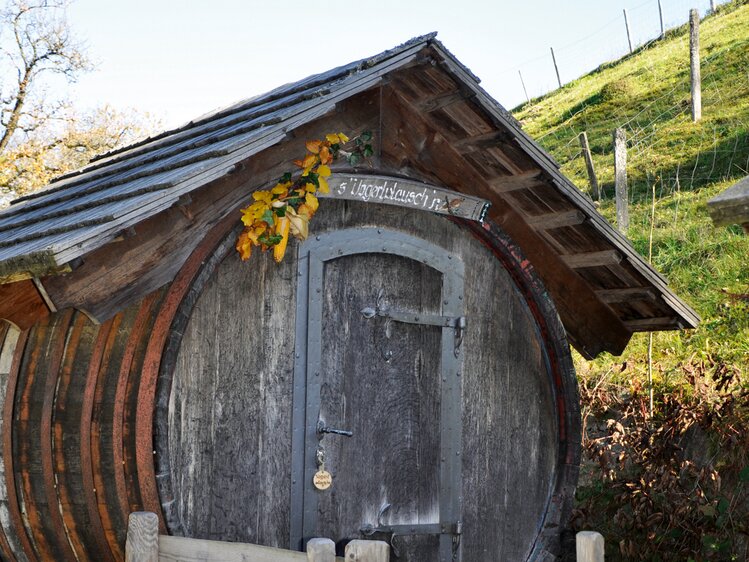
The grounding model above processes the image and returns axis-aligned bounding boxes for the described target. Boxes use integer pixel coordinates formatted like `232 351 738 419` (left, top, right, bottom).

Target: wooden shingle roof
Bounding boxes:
0 34 699 357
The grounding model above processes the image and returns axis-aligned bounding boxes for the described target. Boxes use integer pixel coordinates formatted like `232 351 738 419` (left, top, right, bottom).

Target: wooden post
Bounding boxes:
658 0 665 38
613 128 629 234
550 47 562 89
577 531 605 562
519 70 530 104
125 512 159 562
345 539 390 562
690 8 702 122
710 0 717 13
623 9 633 54
307 538 336 562
578 132 600 200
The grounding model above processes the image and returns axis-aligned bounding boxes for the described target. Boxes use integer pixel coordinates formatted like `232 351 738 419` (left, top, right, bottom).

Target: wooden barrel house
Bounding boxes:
0 35 698 561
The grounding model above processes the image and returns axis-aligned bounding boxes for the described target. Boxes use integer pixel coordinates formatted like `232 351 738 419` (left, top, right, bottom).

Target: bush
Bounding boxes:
574 360 749 560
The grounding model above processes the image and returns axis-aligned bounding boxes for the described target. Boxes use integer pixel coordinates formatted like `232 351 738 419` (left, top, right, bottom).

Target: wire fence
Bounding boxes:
515 0 749 226
501 0 731 107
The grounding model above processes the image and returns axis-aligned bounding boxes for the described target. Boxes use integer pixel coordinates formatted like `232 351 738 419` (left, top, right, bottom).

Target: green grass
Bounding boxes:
513 0 749 384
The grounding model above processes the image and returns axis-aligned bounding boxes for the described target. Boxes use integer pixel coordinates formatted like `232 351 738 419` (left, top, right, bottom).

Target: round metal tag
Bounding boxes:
313 469 332 490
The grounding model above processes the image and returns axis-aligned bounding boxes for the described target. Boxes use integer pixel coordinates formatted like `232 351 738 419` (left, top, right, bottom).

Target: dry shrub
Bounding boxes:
573 358 749 561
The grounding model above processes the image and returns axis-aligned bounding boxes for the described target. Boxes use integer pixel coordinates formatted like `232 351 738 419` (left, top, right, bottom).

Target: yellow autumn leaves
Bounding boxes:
236 132 351 263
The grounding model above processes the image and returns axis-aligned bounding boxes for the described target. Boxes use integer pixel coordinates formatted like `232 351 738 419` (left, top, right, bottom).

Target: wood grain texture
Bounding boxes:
14 312 71 561
80 318 117 562
157 535 310 562
345 540 390 562
51 312 92 560
125 512 158 562
168 234 297 545
315 252 441 562
576 531 605 562
0 280 49 330
307 537 335 562
707 175 749 227
159 198 580 562
93 306 140 561
1 327 32 562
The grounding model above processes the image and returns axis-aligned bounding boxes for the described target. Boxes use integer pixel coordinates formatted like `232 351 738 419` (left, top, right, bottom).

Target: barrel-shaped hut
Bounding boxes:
0 35 698 561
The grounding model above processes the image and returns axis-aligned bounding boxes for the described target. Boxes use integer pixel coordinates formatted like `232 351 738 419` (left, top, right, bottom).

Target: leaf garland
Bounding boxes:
236 131 373 263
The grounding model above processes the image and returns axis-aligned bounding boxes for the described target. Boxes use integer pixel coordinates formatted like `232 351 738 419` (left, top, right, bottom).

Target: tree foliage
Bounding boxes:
0 105 156 199
0 1 156 201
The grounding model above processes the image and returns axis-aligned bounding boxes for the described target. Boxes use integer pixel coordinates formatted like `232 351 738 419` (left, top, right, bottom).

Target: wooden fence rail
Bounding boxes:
125 512 389 562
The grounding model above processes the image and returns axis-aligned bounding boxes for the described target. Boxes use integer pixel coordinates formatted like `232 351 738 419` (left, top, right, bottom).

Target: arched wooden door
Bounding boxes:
291 229 464 560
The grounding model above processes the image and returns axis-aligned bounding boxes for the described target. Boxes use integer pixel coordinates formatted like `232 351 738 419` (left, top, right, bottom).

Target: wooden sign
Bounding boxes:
322 174 490 222
313 470 332 491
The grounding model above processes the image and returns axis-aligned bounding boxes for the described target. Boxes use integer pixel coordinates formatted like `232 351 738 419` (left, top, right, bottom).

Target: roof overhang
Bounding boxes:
0 34 699 356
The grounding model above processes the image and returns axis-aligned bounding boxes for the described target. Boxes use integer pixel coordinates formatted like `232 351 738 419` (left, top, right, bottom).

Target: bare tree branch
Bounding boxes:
0 0 91 153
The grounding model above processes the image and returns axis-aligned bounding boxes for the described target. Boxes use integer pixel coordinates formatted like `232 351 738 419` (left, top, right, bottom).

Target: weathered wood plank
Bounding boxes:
157 535 338 562
306 538 335 562
79 319 118 562
168 234 297 545
1 327 32 562
578 132 600 200
345 540 390 562
561 250 623 269
526 210 586 230
417 90 471 113
624 317 679 330
576 531 604 562
596 287 656 303
690 9 701 122
707 175 749 227
613 128 629 234
125 512 158 562
0 280 50 330
487 171 545 193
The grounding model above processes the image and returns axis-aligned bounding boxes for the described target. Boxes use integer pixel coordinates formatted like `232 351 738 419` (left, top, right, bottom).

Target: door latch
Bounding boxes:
317 420 353 438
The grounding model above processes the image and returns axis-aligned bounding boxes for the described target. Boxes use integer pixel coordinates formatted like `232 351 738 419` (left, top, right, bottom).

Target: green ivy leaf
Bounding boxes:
739 466 749 482
360 130 372 142
259 233 283 246
348 152 361 166
717 497 729 515
261 209 274 226
279 172 292 183
274 206 286 217
363 144 374 157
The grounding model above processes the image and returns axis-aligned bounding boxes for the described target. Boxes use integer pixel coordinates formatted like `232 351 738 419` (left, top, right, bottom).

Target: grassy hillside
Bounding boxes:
514 0 749 384
512 3 749 559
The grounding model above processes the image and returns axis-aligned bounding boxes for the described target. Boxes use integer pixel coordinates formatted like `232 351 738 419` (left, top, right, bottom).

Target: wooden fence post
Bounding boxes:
345 539 390 562
307 538 336 562
690 8 702 122
710 0 717 13
613 128 629 234
519 70 530 104
658 0 665 39
623 9 633 54
578 132 600 200
125 512 159 562
576 531 605 562
550 47 562 89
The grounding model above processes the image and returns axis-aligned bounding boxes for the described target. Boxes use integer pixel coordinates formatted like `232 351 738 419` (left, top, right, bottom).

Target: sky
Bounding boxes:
63 0 721 130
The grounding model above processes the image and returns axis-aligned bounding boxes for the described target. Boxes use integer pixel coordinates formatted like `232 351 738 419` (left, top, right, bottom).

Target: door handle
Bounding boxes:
317 420 353 437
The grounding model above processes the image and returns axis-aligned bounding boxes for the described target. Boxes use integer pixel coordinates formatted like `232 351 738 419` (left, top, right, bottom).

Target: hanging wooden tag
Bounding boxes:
313 469 332 490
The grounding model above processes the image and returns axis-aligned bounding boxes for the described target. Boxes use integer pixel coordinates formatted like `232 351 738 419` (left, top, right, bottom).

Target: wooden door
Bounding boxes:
291 228 464 561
